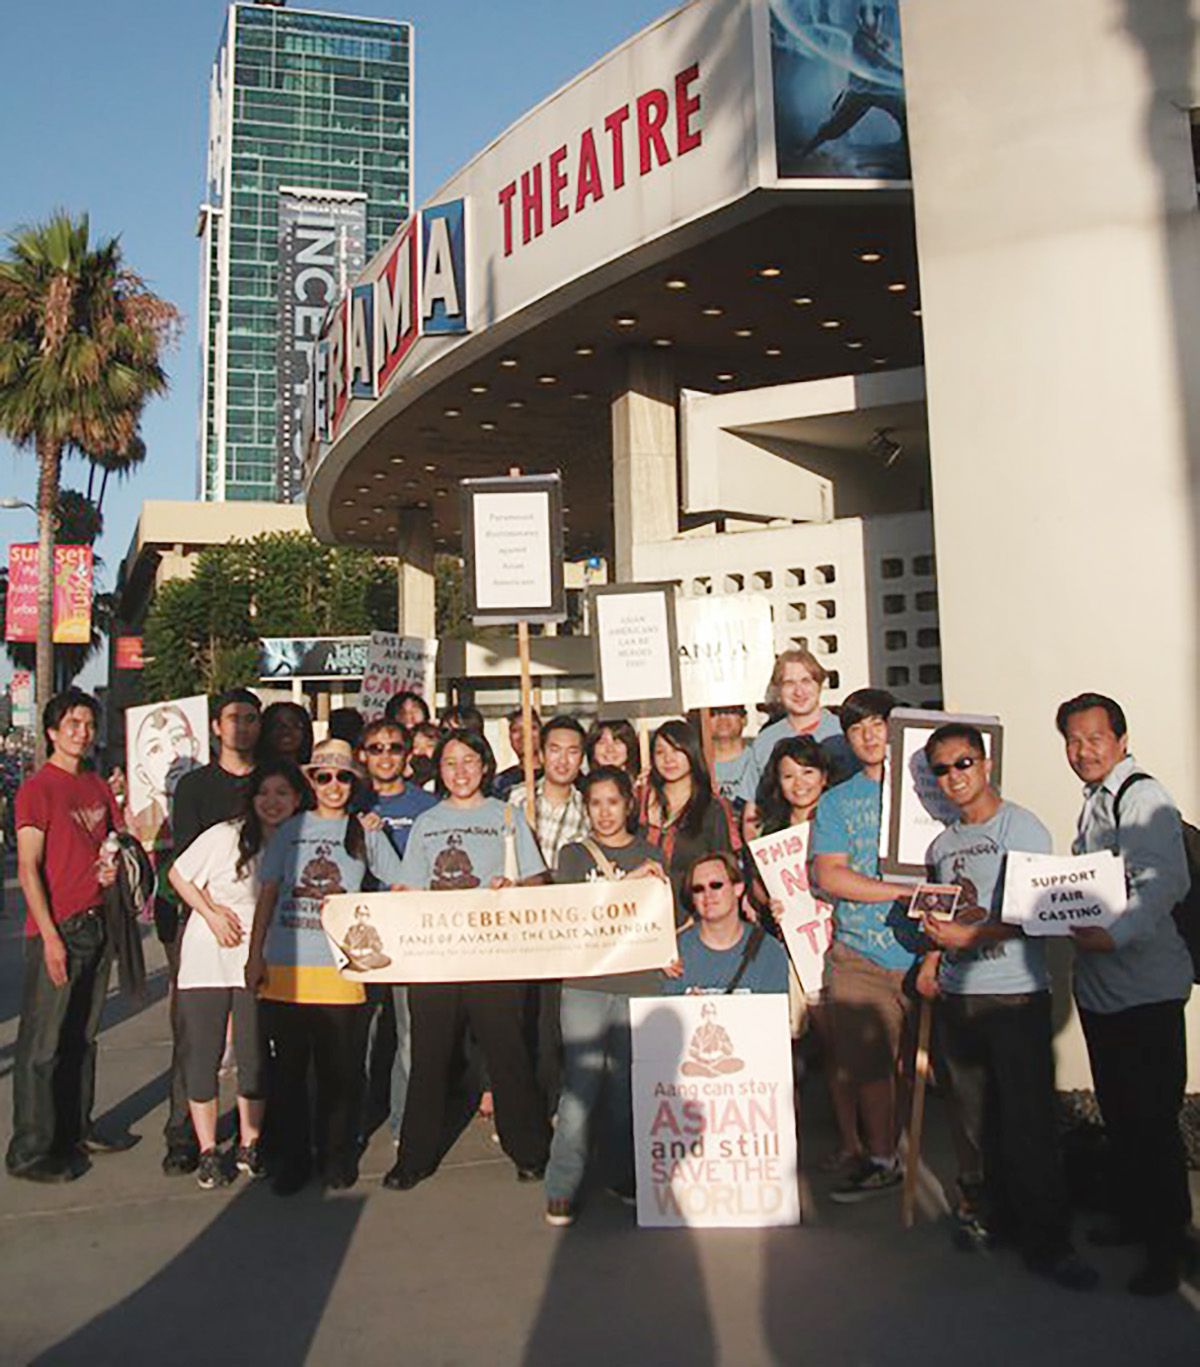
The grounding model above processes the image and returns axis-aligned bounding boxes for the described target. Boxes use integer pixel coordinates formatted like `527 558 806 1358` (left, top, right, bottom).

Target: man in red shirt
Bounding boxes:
6 689 121 1182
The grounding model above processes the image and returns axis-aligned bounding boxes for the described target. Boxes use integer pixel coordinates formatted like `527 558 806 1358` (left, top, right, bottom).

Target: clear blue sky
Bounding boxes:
0 0 671 685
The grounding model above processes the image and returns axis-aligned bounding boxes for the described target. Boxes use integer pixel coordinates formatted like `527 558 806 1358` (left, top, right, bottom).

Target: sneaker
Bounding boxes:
235 1142 265 1179
163 1144 200 1177
829 1156 902 1204
545 1198 576 1227
196 1149 231 1191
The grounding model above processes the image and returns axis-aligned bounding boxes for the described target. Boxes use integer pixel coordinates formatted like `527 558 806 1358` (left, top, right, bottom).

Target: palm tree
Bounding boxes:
0 213 178 756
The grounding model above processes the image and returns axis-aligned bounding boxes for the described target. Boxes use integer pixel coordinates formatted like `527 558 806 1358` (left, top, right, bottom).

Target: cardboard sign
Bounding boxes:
321 876 676 983
461 473 566 625
879 708 1003 878
590 583 682 719
675 594 777 711
749 824 832 996
631 994 799 1228
1001 850 1127 936
125 695 210 852
358 632 438 720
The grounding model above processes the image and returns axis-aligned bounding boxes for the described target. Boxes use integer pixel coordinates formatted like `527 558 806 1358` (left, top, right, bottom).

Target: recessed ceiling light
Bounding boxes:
792 296 813 307
423 463 437 472
431 519 439 529
872 357 889 366
652 337 672 348
341 498 355 507
571 391 591 400
574 344 594 356
389 455 404 465
715 372 735 382
435 487 448 497
355 485 370 494
444 407 461 418
404 478 418 488
371 505 384 514
480 420 497 431
820 319 841 329
757 266 782 278
469 383 488 394
764 347 782 357
665 278 688 290
357 516 371 524
701 306 724 317
537 374 557 384
845 339 865 349
912 308 923 318
887 282 907 293
506 399 525 409
858 251 883 263
614 315 638 327
372 471 386 480
733 328 753 338
499 357 518 368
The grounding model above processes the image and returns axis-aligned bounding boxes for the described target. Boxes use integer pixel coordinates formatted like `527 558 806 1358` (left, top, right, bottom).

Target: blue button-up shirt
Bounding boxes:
1071 754 1192 1014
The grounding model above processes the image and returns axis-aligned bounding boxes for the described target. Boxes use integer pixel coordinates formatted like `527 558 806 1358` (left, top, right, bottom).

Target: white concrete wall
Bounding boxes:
902 0 1200 1082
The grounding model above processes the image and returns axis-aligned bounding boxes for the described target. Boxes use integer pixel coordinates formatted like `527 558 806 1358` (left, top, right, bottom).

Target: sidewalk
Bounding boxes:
0 872 1197 1366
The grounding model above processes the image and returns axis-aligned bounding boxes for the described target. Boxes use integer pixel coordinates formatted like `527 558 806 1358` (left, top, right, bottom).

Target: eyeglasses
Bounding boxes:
690 880 730 895
365 742 405 756
312 769 356 786
929 756 981 778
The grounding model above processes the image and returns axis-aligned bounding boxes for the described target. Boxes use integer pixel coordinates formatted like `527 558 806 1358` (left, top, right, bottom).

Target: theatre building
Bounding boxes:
303 0 1200 1087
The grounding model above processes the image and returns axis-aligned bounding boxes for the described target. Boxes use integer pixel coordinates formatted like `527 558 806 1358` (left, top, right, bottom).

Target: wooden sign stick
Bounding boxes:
638 717 651 778
901 997 933 1230
507 465 538 827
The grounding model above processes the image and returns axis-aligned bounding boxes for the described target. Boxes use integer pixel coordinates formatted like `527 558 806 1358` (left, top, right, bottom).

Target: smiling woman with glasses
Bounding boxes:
244 738 406 1197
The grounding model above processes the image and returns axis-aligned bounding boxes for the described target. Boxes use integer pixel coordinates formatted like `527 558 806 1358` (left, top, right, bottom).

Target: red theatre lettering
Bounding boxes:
496 64 703 258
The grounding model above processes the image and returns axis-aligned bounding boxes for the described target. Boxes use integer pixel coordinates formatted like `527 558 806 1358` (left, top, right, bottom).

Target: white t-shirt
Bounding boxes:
173 820 259 990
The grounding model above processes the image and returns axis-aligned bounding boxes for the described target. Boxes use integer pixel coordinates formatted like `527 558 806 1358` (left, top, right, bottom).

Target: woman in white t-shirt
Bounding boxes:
168 761 306 1189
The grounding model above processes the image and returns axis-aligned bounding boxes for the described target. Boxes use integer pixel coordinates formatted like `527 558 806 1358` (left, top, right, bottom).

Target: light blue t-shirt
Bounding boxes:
664 922 790 995
811 770 913 970
369 785 439 858
401 796 546 889
927 801 1052 995
715 749 755 805
737 709 856 804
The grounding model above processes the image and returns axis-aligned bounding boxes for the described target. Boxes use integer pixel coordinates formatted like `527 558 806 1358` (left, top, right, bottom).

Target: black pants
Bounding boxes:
6 913 112 1170
177 987 265 1102
937 991 1070 1261
1080 999 1192 1258
263 1000 369 1181
159 908 197 1154
400 982 550 1177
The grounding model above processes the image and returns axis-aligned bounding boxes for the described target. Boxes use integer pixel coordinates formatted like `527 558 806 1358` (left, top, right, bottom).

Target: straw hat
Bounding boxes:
302 737 364 779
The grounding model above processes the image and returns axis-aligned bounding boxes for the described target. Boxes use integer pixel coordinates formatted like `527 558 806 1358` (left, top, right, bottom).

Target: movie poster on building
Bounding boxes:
5 544 93 644
358 632 439 720
461 473 566 625
590 583 682 720
766 0 909 180
749 824 832 996
1001 850 1127 937
321 876 676 984
125 695 210 851
260 636 370 681
276 190 367 503
878 708 1003 879
675 594 776 712
631 994 799 1228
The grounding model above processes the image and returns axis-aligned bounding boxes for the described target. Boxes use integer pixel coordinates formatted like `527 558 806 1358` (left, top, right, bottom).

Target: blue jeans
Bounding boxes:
388 985 412 1140
544 988 633 1203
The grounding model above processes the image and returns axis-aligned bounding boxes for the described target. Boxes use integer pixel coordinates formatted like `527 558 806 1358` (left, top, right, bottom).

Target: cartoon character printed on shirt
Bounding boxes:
293 842 346 901
431 832 480 890
949 848 1004 961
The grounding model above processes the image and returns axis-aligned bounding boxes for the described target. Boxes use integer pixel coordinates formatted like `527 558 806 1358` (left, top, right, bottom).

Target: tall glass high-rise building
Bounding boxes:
197 1 412 502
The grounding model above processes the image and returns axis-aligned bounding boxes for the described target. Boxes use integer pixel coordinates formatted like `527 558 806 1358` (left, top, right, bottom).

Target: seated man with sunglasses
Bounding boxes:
919 722 1096 1291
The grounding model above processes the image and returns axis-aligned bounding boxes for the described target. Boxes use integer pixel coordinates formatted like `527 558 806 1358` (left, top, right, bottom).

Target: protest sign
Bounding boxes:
879 708 1003 878
590 582 682 719
630 994 799 1228
1001 850 1127 936
675 594 777 711
321 876 676 983
461 472 566 625
125 695 210 851
358 632 438 720
749 824 832 995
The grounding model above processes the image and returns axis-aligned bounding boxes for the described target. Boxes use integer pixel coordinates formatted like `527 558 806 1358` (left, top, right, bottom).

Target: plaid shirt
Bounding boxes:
508 780 589 870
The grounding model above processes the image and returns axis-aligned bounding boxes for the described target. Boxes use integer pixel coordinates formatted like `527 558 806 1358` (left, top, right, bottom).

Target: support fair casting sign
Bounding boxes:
1001 850 1127 936
631 994 799 1229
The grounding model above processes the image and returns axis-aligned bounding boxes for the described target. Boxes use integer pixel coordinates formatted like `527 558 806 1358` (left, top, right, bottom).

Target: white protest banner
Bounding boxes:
125 694 210 851
1001 850 1127 936
321 876 676 983
879 708 1003 878
631 994 799 1228
358 631 438 721
675 594 776 711
591 582 682 719
749 825 832 995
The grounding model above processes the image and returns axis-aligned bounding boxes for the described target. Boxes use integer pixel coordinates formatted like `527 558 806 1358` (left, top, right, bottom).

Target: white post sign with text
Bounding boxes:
631 994 799 1229
749 825 832 996
675 594 776 711
1001 850 1127 936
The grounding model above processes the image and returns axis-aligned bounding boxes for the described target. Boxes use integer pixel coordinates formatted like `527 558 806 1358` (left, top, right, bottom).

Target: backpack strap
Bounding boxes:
1112 772 1152 827
725 923 766 995
579 837 620 882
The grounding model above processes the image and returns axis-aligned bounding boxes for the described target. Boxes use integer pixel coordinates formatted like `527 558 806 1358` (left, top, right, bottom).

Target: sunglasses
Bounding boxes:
312 769 356 786
365 742 405 756
690 879 731 895
930 755 981 778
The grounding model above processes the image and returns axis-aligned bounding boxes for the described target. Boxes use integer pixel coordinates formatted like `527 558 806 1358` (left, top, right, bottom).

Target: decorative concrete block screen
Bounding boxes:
632 512 941 728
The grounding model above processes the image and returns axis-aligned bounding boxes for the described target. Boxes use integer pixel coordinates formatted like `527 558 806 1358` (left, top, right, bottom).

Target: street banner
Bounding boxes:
125 695 210 851
1001 850 1127 936
461 472 566 625
114 636 145 670
749 824 832 996
675 594 776 711
321 876 676 984
11 669 33 728
589 582 682 720
879 708 1003 878
5 543 93 644
630 994 800 1228
357 631 438 720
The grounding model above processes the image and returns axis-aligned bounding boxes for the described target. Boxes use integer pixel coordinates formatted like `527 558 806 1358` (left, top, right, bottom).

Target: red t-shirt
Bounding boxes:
15 763 121 937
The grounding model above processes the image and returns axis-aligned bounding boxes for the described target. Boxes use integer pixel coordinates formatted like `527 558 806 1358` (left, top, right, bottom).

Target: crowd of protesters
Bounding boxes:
4 647 1196 1298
